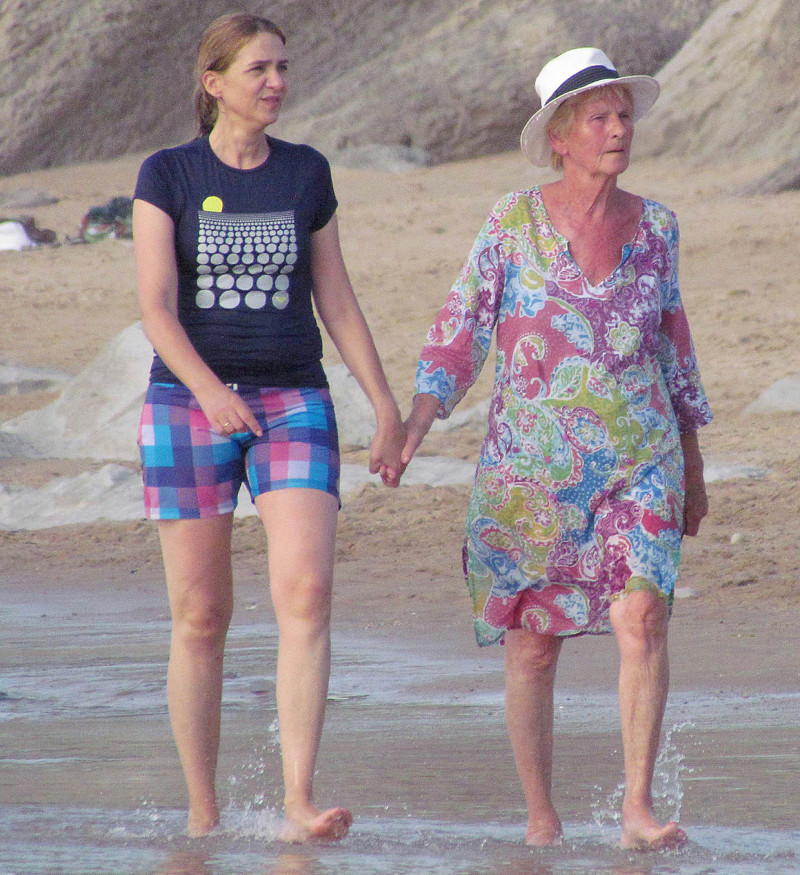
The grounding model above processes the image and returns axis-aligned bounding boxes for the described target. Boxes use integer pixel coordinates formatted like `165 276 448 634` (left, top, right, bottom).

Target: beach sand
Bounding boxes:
1 148 800 872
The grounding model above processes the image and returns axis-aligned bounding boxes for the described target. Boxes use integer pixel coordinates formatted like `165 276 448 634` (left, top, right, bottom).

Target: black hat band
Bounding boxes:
546 65 620 106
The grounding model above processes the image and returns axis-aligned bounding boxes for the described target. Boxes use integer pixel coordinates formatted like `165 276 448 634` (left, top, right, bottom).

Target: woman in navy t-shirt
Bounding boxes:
134 12 404 841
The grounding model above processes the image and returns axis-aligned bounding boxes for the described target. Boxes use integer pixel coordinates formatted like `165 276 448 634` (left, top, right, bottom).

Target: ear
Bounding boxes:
548 129 569 160
201 69 223 100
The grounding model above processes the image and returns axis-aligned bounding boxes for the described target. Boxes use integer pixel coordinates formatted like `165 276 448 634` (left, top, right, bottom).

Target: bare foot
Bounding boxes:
279 805 353 843
186 808 220 838
524 812 564 847
621 816 688 851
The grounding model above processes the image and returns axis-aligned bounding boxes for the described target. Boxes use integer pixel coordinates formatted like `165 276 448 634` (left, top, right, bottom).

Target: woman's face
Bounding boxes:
204 32 288 131
551 87 635 178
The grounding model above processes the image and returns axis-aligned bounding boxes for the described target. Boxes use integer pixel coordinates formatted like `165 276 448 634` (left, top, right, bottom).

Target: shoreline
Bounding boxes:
2 537 797 695
2 559 799 839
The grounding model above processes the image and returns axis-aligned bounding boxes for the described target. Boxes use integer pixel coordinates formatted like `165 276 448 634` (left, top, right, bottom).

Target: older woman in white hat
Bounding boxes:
403 48 711 848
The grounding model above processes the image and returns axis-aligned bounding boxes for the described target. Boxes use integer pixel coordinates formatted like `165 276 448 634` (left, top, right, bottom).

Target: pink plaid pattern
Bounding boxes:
138 383 339 519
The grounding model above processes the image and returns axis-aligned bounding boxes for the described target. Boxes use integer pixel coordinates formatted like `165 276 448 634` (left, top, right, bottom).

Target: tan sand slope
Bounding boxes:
0 0 723 174
636 0 800 190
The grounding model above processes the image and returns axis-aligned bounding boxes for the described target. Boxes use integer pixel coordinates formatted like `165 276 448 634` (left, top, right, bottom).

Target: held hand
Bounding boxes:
400 393 441 469
196 383 262 437
368 415 407 488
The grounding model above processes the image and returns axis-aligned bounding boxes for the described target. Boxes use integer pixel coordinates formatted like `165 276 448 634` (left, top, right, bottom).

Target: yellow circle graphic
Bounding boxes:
202 196 224 212
272 291 290 310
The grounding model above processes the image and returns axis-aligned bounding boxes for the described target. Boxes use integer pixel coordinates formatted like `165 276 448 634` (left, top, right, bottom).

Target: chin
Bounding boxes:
607 154 630 170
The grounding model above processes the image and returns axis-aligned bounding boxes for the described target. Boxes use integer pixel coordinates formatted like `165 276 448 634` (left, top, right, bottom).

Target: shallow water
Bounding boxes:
1 582 799 875
1 805 799 875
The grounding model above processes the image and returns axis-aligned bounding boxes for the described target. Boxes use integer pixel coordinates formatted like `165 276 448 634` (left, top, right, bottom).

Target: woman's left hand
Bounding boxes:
683 473 708 536
681 430 708 536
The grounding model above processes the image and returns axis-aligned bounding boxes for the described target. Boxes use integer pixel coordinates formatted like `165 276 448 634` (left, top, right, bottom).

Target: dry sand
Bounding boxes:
1 147 799 840
2 147 799 617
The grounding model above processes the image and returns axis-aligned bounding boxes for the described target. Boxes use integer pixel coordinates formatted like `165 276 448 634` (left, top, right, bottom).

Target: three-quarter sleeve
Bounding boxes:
657 214 713 432
415 206 507 418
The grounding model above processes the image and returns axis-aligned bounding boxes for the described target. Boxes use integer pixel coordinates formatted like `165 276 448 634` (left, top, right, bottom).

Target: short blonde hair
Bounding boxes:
546 83 633 172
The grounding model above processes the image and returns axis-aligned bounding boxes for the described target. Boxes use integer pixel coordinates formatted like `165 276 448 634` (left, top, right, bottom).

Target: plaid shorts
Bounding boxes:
138 383 340 520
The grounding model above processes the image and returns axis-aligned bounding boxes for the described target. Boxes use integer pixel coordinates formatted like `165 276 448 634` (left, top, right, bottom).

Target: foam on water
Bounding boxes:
0 804 798 875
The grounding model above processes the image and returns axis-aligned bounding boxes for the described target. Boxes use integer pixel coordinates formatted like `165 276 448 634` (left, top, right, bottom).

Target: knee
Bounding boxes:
172 594 232 647
272 572 332 631
505 630 562 678
611 591 668 651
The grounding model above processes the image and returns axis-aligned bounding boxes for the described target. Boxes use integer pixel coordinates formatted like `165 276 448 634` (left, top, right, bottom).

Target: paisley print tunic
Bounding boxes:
415 188 712 645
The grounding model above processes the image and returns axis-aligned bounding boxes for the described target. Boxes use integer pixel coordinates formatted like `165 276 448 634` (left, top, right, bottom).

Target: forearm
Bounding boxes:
139 304 263 435
400 392 441 466
680 430 704 483
311 216 401 425
321 300 400 421
407 392 441 437
135 198 225 398
140 305 223 397
680 430 708 536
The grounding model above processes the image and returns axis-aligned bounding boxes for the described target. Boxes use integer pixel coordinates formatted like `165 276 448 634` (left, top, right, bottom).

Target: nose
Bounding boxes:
610 110 631 136
605 115 624 140
266 66 286 92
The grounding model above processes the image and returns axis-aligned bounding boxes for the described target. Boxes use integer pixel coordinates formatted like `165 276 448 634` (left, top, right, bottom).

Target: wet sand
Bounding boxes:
1 553 800 874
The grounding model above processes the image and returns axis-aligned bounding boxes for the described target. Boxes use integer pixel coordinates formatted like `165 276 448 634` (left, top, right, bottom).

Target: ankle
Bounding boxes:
283 794 316 818
525 812 563 846
187 806 220 837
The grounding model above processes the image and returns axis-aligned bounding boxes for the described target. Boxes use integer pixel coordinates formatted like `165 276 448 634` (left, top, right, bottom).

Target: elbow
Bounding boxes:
139 315 158 348
139 301 178 346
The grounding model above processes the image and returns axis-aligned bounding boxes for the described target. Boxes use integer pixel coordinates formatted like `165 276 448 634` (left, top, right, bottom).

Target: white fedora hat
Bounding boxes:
520 47 660 167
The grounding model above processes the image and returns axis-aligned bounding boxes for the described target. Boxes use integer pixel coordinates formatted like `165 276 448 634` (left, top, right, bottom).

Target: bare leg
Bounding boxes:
256 488 352 842
610 590 687 850
504 628 564 846
159 515 235 837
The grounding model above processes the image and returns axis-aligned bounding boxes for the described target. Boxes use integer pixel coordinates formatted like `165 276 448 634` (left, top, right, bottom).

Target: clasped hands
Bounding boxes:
370 393 440 488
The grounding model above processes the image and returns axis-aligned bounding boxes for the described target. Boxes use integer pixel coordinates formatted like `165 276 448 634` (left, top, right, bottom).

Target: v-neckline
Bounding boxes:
535 187 645 290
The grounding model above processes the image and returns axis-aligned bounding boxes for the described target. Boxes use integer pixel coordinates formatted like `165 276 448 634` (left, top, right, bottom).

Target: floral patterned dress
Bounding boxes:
415 188 712 645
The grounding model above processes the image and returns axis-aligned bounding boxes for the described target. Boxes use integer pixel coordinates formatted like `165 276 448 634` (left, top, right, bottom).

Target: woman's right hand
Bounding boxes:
135 198 262 439
401 393 441 469
196 382 263 437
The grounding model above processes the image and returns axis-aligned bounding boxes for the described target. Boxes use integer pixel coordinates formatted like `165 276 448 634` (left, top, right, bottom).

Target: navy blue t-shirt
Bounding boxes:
134 135 338 387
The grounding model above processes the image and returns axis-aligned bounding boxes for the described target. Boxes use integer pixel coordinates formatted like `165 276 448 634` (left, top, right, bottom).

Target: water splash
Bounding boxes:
228 741 278 808
222 730 288 841
220 806 283 840
651 720 695 822
591 720 694 826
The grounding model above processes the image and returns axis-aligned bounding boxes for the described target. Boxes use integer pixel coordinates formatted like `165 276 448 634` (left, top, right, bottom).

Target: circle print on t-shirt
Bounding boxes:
195 207 298 311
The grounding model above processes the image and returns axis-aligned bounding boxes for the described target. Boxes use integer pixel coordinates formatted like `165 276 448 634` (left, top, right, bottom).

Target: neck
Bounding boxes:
558 169 622 220
208 120 270 169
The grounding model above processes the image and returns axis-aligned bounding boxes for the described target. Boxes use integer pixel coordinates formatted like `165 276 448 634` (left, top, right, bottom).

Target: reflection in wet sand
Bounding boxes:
158 850 319 875
157 853 212 875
